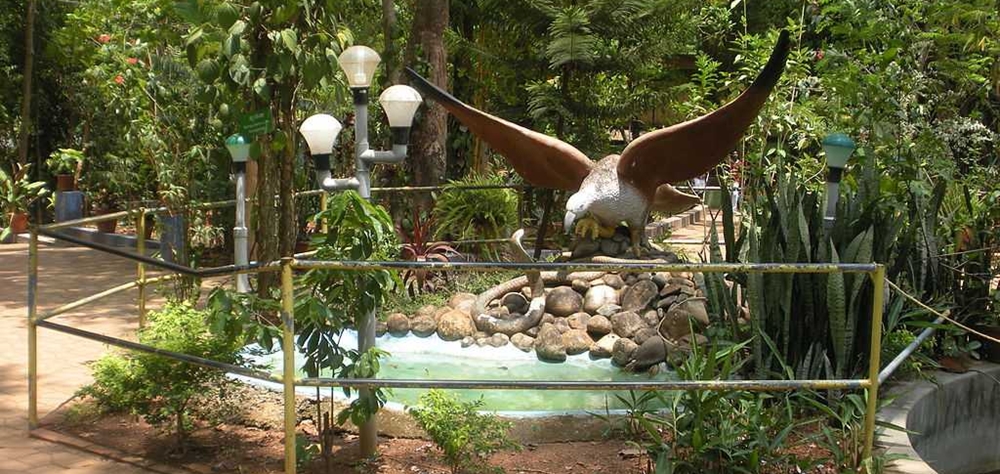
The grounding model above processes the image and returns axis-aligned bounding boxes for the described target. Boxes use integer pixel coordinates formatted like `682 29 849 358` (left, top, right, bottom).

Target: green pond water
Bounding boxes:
251 331 676 414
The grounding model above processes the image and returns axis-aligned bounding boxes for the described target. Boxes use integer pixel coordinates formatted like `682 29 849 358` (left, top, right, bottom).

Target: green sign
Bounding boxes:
239 109 275 137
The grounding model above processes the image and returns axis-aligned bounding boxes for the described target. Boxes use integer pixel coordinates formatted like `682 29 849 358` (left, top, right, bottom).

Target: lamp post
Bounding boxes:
822 132 856 231
298 45 422 457
225 134 252 293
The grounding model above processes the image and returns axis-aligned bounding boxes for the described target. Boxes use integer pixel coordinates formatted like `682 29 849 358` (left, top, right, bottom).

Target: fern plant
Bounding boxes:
433 175 518 258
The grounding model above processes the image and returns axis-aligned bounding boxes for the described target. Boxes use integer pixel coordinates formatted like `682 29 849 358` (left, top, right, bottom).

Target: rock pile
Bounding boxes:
377 271 711 371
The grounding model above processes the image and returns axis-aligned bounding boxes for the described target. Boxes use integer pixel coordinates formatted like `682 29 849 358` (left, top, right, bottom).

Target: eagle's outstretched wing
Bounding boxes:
617 30 791 198
406 68 593 191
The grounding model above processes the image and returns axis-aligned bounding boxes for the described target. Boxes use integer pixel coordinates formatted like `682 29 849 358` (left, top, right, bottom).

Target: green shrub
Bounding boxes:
409 390 520 474
80 301 245 448
432 175 518 257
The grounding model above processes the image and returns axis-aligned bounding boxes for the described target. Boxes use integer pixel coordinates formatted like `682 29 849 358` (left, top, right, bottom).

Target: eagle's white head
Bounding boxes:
563 190 592 233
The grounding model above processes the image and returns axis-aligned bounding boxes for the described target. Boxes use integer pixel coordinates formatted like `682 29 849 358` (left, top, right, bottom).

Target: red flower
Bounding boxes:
97 34 111 44
814 49 825 61
114 75 125 85
126 57 139 65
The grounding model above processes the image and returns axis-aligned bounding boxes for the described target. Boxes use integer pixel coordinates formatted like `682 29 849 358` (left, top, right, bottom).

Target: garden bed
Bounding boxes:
46 379 850 474
47 381 646 473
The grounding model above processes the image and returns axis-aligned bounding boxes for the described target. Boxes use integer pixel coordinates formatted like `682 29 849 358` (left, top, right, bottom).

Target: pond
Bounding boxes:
248 329 676 415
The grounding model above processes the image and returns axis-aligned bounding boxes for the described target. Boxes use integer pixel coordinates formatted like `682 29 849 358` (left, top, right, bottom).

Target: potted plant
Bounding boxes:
91 186 121 233
46 148 84 192
1 163 49 241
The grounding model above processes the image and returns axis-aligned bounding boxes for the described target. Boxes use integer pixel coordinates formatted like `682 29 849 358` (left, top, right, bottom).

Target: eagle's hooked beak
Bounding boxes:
563 211 577 234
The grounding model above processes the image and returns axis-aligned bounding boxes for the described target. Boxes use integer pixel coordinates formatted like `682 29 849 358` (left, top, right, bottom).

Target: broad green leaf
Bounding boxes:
215 2 239 30
184 27 204 47
195 59 221 82
228 19 247 36
280 28 298 52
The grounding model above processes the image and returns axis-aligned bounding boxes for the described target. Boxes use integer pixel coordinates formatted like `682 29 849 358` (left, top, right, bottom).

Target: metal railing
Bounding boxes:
25 193 919 474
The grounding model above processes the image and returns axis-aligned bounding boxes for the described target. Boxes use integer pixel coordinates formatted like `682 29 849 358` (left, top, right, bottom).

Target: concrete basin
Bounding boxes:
880 363 1000 474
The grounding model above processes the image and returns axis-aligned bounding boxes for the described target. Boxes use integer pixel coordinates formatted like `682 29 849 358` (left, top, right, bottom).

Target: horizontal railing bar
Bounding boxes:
35 320 282 384
296 377 869 391
37 280 139 321
293 260 878 274
143 274 181 285
39 273 182 321
198 261 284 277
37 228 281 278
40 210 135 230
38 228 201 275
878 313 947 384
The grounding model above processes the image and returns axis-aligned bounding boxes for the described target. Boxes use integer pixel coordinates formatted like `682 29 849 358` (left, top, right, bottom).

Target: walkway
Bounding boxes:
0 242 154 473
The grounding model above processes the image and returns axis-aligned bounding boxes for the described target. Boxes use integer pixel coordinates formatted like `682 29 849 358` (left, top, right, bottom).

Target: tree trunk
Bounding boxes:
17 0 36 166
405 0 449 206
277 89 298 259
381 0 401 86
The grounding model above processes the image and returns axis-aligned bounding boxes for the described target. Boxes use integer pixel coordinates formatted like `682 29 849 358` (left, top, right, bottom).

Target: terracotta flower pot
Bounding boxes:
8 212 28 234
55 174 76 192
94 210 118 233
295 239 311 253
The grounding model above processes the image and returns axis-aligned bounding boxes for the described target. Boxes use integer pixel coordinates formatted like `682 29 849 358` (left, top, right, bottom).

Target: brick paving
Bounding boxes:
0 243 155 473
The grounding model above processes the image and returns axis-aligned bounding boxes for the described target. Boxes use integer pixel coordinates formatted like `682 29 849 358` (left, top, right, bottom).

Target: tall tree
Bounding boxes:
405 0 448 198
16 0 35 166
181 0 356 294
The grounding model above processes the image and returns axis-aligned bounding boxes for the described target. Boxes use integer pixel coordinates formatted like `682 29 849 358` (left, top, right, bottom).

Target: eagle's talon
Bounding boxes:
574 216 615 240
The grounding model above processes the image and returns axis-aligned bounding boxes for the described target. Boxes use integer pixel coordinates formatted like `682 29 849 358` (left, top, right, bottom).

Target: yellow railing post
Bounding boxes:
863 264 886 461
280 258 297 474
136 209 147 327
27 228 39 429
319 191 328 234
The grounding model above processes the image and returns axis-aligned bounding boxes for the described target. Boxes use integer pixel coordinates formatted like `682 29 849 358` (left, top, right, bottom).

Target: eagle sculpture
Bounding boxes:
406 31 790 257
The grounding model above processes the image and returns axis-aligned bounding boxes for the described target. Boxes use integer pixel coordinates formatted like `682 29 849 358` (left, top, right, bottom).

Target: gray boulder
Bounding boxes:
415 305 437 319
410 315 437 337
589 334 620 359
562 329 593 355
610 311 647 338
386 313 410 336
674 297 710 327
586 314 613 337
602 273 625 289
612 338 639 366
547 286 584 316
567 312 591 330
596 303 622 317
535 324 567 362
583 285 619 313
651 272 670 289
641 309 660 328
553 317 572 334
488 333 510 347
437 309 476 341
511 333 535 352
621 280 659 312
628 337 667 372
633 327 659 345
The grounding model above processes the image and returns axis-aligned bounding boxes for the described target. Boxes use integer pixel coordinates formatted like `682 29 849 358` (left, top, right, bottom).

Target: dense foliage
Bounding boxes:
81 302 246 447
5 0 998 471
